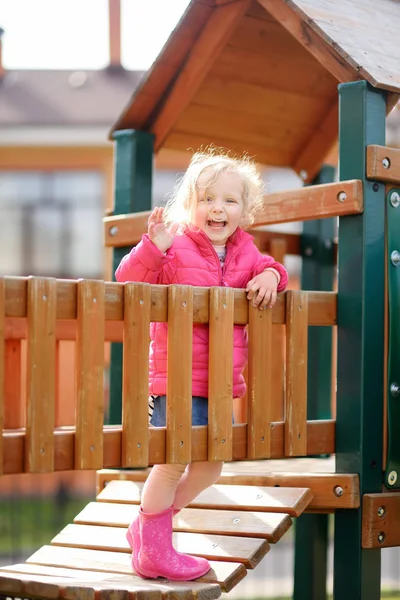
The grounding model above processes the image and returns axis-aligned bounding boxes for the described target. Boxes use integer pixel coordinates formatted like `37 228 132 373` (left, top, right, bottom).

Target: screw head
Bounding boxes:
390 382 400 397
334 485 344 497
378 532 385 544
382 157 391 169
391 250 400 267
299 170 308 181
388 470 398 485
109 226 118 236
337 191 347 203
377 506 386 518
390 191 400 208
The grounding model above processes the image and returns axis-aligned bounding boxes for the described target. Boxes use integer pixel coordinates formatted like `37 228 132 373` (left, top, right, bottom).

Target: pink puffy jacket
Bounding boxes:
115 226 288 398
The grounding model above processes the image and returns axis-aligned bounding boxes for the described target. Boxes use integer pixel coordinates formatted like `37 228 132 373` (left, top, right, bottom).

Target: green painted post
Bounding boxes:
334 81 386 600
293 165 335 600
108 129 154 425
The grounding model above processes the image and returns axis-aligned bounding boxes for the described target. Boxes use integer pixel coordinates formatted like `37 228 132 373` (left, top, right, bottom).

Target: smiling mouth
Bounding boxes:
207 219 227 228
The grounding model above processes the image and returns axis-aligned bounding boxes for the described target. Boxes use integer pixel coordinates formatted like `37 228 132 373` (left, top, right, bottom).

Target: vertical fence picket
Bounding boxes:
75 280 105 470
0 279 4 474
285 290 308 456
166 285 193 464
122 283 151 467
270 239 286 421
247 304 272 459
4 341 22 428
25 277 57 472
208 287 234 462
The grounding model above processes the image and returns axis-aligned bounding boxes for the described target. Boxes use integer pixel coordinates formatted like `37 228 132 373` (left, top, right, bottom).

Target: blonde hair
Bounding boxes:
163 147 265 230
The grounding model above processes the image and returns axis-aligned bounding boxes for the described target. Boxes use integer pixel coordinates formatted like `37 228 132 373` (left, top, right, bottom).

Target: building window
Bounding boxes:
0 170 104 279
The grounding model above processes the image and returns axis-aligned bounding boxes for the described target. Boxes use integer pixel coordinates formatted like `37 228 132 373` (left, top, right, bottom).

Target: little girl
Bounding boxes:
115 150 288 581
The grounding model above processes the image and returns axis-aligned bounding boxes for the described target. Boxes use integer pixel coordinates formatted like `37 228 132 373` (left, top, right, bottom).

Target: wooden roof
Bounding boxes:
111 0 400 181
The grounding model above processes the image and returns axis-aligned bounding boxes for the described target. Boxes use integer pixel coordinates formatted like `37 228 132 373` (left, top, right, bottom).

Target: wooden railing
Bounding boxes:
1 277 337 476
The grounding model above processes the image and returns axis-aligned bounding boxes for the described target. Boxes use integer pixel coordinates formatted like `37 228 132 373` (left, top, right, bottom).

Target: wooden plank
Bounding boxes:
3 278 338 326
269 239 286 422
247 304 272 459
153 0 252 150
208 287 234 461
167 285 193 464
0 565 223 600
3 420 336 475
0 279 4 474
52 523 270 569
74 503 292 543
27 545 247 594
75 280 105 470
285 291 308 457
97 480 313 517
105 210 149 248
122 283 151 467
3 340 22 427
0 570 94 600
362 493 400 549
366 145 400 185
25 278 57 472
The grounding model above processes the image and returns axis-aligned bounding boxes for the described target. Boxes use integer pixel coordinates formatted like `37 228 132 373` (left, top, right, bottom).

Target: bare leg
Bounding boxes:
141 463 186 513
173 461 224 510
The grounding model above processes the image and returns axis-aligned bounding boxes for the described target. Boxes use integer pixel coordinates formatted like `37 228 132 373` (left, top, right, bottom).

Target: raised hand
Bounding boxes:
148 207 179 253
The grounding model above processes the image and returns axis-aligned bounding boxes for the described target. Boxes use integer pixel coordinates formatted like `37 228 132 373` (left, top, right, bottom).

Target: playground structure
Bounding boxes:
1 0 400 599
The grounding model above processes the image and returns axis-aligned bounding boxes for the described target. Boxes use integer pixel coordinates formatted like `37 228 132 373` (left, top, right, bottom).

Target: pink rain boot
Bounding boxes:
126 514 142 575
137 505 210 580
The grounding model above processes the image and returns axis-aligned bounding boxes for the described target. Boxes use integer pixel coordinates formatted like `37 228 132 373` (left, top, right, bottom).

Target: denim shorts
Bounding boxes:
150 395 209 427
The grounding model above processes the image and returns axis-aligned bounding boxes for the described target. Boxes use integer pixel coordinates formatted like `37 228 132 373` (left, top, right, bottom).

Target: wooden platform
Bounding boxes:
0 470 318 599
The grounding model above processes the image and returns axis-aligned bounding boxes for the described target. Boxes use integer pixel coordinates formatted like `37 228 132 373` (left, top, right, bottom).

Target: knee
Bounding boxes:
193 461 224 487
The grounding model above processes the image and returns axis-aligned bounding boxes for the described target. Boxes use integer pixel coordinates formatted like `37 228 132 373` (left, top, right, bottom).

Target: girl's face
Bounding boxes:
193 170 245 246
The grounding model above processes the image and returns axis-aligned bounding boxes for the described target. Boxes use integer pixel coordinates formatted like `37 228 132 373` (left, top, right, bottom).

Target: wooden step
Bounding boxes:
98 480 313 517
74 502 292 543
0 564 222 600
25 545 246 593
52 523 269 569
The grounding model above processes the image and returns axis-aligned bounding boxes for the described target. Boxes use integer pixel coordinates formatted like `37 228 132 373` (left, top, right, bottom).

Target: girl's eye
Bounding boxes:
206 197 213 203
226 198 236 203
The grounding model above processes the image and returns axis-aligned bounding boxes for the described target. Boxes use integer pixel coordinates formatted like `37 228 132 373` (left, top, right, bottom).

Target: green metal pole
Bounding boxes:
108 129 154 425
293 165 335 600
334 81 386 600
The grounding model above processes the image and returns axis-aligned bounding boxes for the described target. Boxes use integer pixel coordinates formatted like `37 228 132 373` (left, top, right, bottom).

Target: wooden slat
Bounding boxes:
96 459 360 512
247 304 272 459
269 239 286 422
153 0 252 150
3 340 22 427
26 278 57 472
0 279 4 474
75 280 105 470
4 278 338 326
52 523 270 569
27 545 246 594
97 480 313 517
167 285 193 464
122 283 151 467
366 145 400 184
285 291 308 457
3 420 336 475
362 493 400 549
208 287 234 462
0 564 222 600
74 502 292 543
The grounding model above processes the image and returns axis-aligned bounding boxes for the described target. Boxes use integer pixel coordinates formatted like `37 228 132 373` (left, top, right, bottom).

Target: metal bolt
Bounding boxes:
382 157 391 169
222 438 225 444
90 445 95 451
93 297 97 303
40 447 45 454
390 382 400 398
43 295 47 301
109 226 118 236
233 518 240 524
182 301 187 308
256 494 263 500
261 436 264 442
388 470 398 485
137 443 141 449
299 170 308 181
391 251 400 267
377 506 386 518
180 441 184 446
139 299 144 305
337 191 347 203
334 485 344 497
377 532 385 544
390 191 400 208
211 543 219 549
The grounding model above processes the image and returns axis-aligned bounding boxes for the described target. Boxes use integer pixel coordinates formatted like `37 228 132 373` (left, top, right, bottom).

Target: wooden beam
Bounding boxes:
366 145 400 185
3 278 338 326
152 0 252 150
104 180 361 246
2 420 335 475
362 493 400 548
